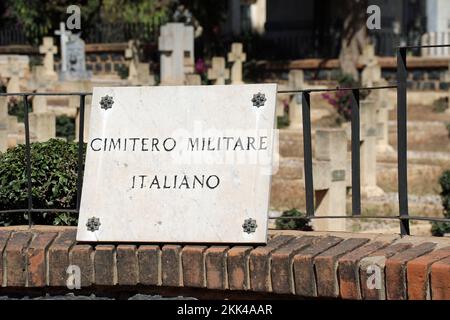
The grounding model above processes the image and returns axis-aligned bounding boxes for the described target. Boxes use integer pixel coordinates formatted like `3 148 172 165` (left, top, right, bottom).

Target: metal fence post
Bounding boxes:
350 89 361 216
397 47 410 236
302 91 314 217
23 95 33 228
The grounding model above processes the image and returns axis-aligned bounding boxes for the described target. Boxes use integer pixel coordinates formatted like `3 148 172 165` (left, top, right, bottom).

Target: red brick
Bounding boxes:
117 245 138 285
249 235 295 292
386 242 436 300
94 245 116 285
227 246 253 290
182 246 207 288
0 230 12 287
205 246 229 290
430 256 450 300
137 245 160 285
70 244 94 287
359 243 413 300
48 229 76 286
271 236 316 294
338 241 390 299
27 232 58 287
315 238 369 298
161 245 182 287
407 247 450 300
5 231 32 286
293 236 343 297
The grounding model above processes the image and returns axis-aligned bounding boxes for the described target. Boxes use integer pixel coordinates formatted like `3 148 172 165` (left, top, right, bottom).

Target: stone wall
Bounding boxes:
0 226 449 300
261 56 450 91
0 43 133 77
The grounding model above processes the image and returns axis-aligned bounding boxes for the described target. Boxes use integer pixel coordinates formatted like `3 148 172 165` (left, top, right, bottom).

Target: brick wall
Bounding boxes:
0 226 449 300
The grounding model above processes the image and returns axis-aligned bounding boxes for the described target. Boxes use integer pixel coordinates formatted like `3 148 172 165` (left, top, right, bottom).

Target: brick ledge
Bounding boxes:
0 226 449 300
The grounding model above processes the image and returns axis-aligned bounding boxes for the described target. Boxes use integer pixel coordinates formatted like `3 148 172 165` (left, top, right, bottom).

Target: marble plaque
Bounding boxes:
77 84 277 243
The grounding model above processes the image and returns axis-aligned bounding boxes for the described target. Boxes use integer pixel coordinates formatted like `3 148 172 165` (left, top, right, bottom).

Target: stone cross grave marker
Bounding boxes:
228 43 246 84
370 87 395 154
313 128 347 232
39 37 57 77
5 57 23 94
158 23 194 85
207 57 230 85
125 40 139 83
29 91 56 142
77 84 277 243
287 70 304 129
186 74 201 85
54 22 71 73
360 99 384 197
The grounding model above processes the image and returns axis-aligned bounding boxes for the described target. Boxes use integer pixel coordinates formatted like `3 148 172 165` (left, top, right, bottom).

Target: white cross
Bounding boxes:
54 22 71 73
39 37 57 75
227 43 246 84
207 57 229 85
158 23 193 85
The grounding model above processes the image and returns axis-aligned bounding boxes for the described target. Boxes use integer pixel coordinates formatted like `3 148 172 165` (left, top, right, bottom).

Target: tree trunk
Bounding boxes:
338 0 369 81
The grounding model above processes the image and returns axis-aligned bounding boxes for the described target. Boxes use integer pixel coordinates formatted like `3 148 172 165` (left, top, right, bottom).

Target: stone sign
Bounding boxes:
77 84 277 243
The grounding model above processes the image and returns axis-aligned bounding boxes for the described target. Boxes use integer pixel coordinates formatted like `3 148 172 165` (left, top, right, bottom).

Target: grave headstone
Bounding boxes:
360 98 384 197
125 40 139 84
55 23 90 81
185 74 202 85
227 43 246 84
360 44 381 87
29 112 56 142
313 129 347 231
125 40 154 85
5 57 23 94
39 37 58 78
372 86 395 154
29 91 56 142
207 57 230 85
158 23 194 85
77 84 277 243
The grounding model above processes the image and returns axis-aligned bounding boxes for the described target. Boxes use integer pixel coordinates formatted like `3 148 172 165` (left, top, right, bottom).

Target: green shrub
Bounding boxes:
7 97 28 122
432 97 448 113
431 170 450 236
56 115 76 142
275 208 313 231
0 139 84 226
116 64 129 79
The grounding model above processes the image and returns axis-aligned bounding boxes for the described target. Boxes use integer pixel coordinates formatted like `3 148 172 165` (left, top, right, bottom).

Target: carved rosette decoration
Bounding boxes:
251 92 266 108
242 218 257 234
100 95 114 110
86 217 101 232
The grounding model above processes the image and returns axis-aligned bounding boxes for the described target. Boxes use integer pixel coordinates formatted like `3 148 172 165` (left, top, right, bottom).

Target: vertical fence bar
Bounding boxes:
350 89 361 215
23 95 33 228
76 94 86 211
302 92 314 216
397 48 410 236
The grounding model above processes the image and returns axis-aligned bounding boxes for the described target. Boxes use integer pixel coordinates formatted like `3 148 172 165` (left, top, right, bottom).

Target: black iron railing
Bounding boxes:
1 44 450 235
0 92 90 228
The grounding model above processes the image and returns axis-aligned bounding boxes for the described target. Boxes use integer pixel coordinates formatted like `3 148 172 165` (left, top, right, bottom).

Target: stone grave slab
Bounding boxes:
77 84 277 243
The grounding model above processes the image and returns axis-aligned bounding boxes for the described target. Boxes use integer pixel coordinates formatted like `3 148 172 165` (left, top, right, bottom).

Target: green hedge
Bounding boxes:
0 139 84 226
432 170 450 236
275 208 313 231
